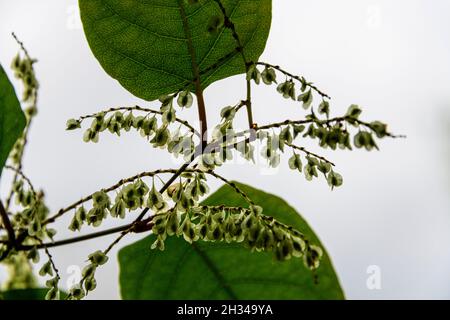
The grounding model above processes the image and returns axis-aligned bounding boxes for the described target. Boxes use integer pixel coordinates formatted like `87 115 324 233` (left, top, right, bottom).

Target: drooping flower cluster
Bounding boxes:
7 180 62 300
151 204 323 269
8 52 39 165
66 99 197 161
67 250 109 300
68 172 210 232
10 53 38 106
11 181 52 239
198 65 399 189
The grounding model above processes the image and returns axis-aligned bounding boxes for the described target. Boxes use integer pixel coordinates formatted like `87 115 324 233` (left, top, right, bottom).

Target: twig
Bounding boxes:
4 165 36 197
12 32 33 61
206 172 254 205
34 237 61 282
286 143 335 166
256 62 331 100
17 224 130 251
0 201 16 247
213 0 255 129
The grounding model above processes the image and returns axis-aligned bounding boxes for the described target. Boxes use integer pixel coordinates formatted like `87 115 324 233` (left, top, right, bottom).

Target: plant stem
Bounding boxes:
245 79 254 128
196 88 208 151
212 0 255 130
0 201 16 246
178 0 208 151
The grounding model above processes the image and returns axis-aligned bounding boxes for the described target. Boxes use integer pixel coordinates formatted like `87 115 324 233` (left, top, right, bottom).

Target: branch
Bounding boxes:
17 224 131 251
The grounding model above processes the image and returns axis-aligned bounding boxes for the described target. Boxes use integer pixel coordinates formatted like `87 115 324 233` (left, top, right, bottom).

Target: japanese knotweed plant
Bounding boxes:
0 0 402 300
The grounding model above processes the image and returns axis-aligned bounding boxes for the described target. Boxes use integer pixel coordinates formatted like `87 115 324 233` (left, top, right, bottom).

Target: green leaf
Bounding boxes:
0 288 67 300
0 64 26 177
119 182 344 300
78 0 272 101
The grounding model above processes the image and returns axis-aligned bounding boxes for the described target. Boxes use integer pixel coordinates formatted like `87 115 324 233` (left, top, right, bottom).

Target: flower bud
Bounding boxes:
66 119 81 130
133 116 145 129
297 89 313 109
292 237 306 257
45 276 59 288
45 287 59 300
209 224 223 241
177 90 193 108
197 224 208 239
82 264 96 278
151 127 170 147
122 112 134 131
246 64 261 85
84 276 97 292
182 219 197 244
88 250 109 266
166 213 179 236
69 285 85 300
27 246 40 263
151 236 165 251
304 245 323 270
92 191 110 209
39 261 53 277
110 199 126 219
76 207 87 221
262 67 277 85
69 215 82 231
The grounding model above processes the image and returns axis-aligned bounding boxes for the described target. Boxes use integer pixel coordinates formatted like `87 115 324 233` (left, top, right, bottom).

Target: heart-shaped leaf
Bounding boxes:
0 64 26 177
79 0 272 100
119 182 344 299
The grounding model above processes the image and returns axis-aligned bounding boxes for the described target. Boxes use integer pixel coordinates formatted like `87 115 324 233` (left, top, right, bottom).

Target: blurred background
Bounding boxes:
0 0 449 299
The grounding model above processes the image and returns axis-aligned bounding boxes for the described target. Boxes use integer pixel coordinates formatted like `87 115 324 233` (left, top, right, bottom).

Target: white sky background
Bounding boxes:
1 0 449 299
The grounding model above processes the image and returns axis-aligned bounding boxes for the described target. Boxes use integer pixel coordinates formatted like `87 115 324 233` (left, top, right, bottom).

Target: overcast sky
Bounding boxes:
1 0 449 299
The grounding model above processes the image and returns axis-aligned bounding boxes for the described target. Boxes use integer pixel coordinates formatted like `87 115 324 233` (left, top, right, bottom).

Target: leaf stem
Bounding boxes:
245 79 254 128
178 0 208 151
